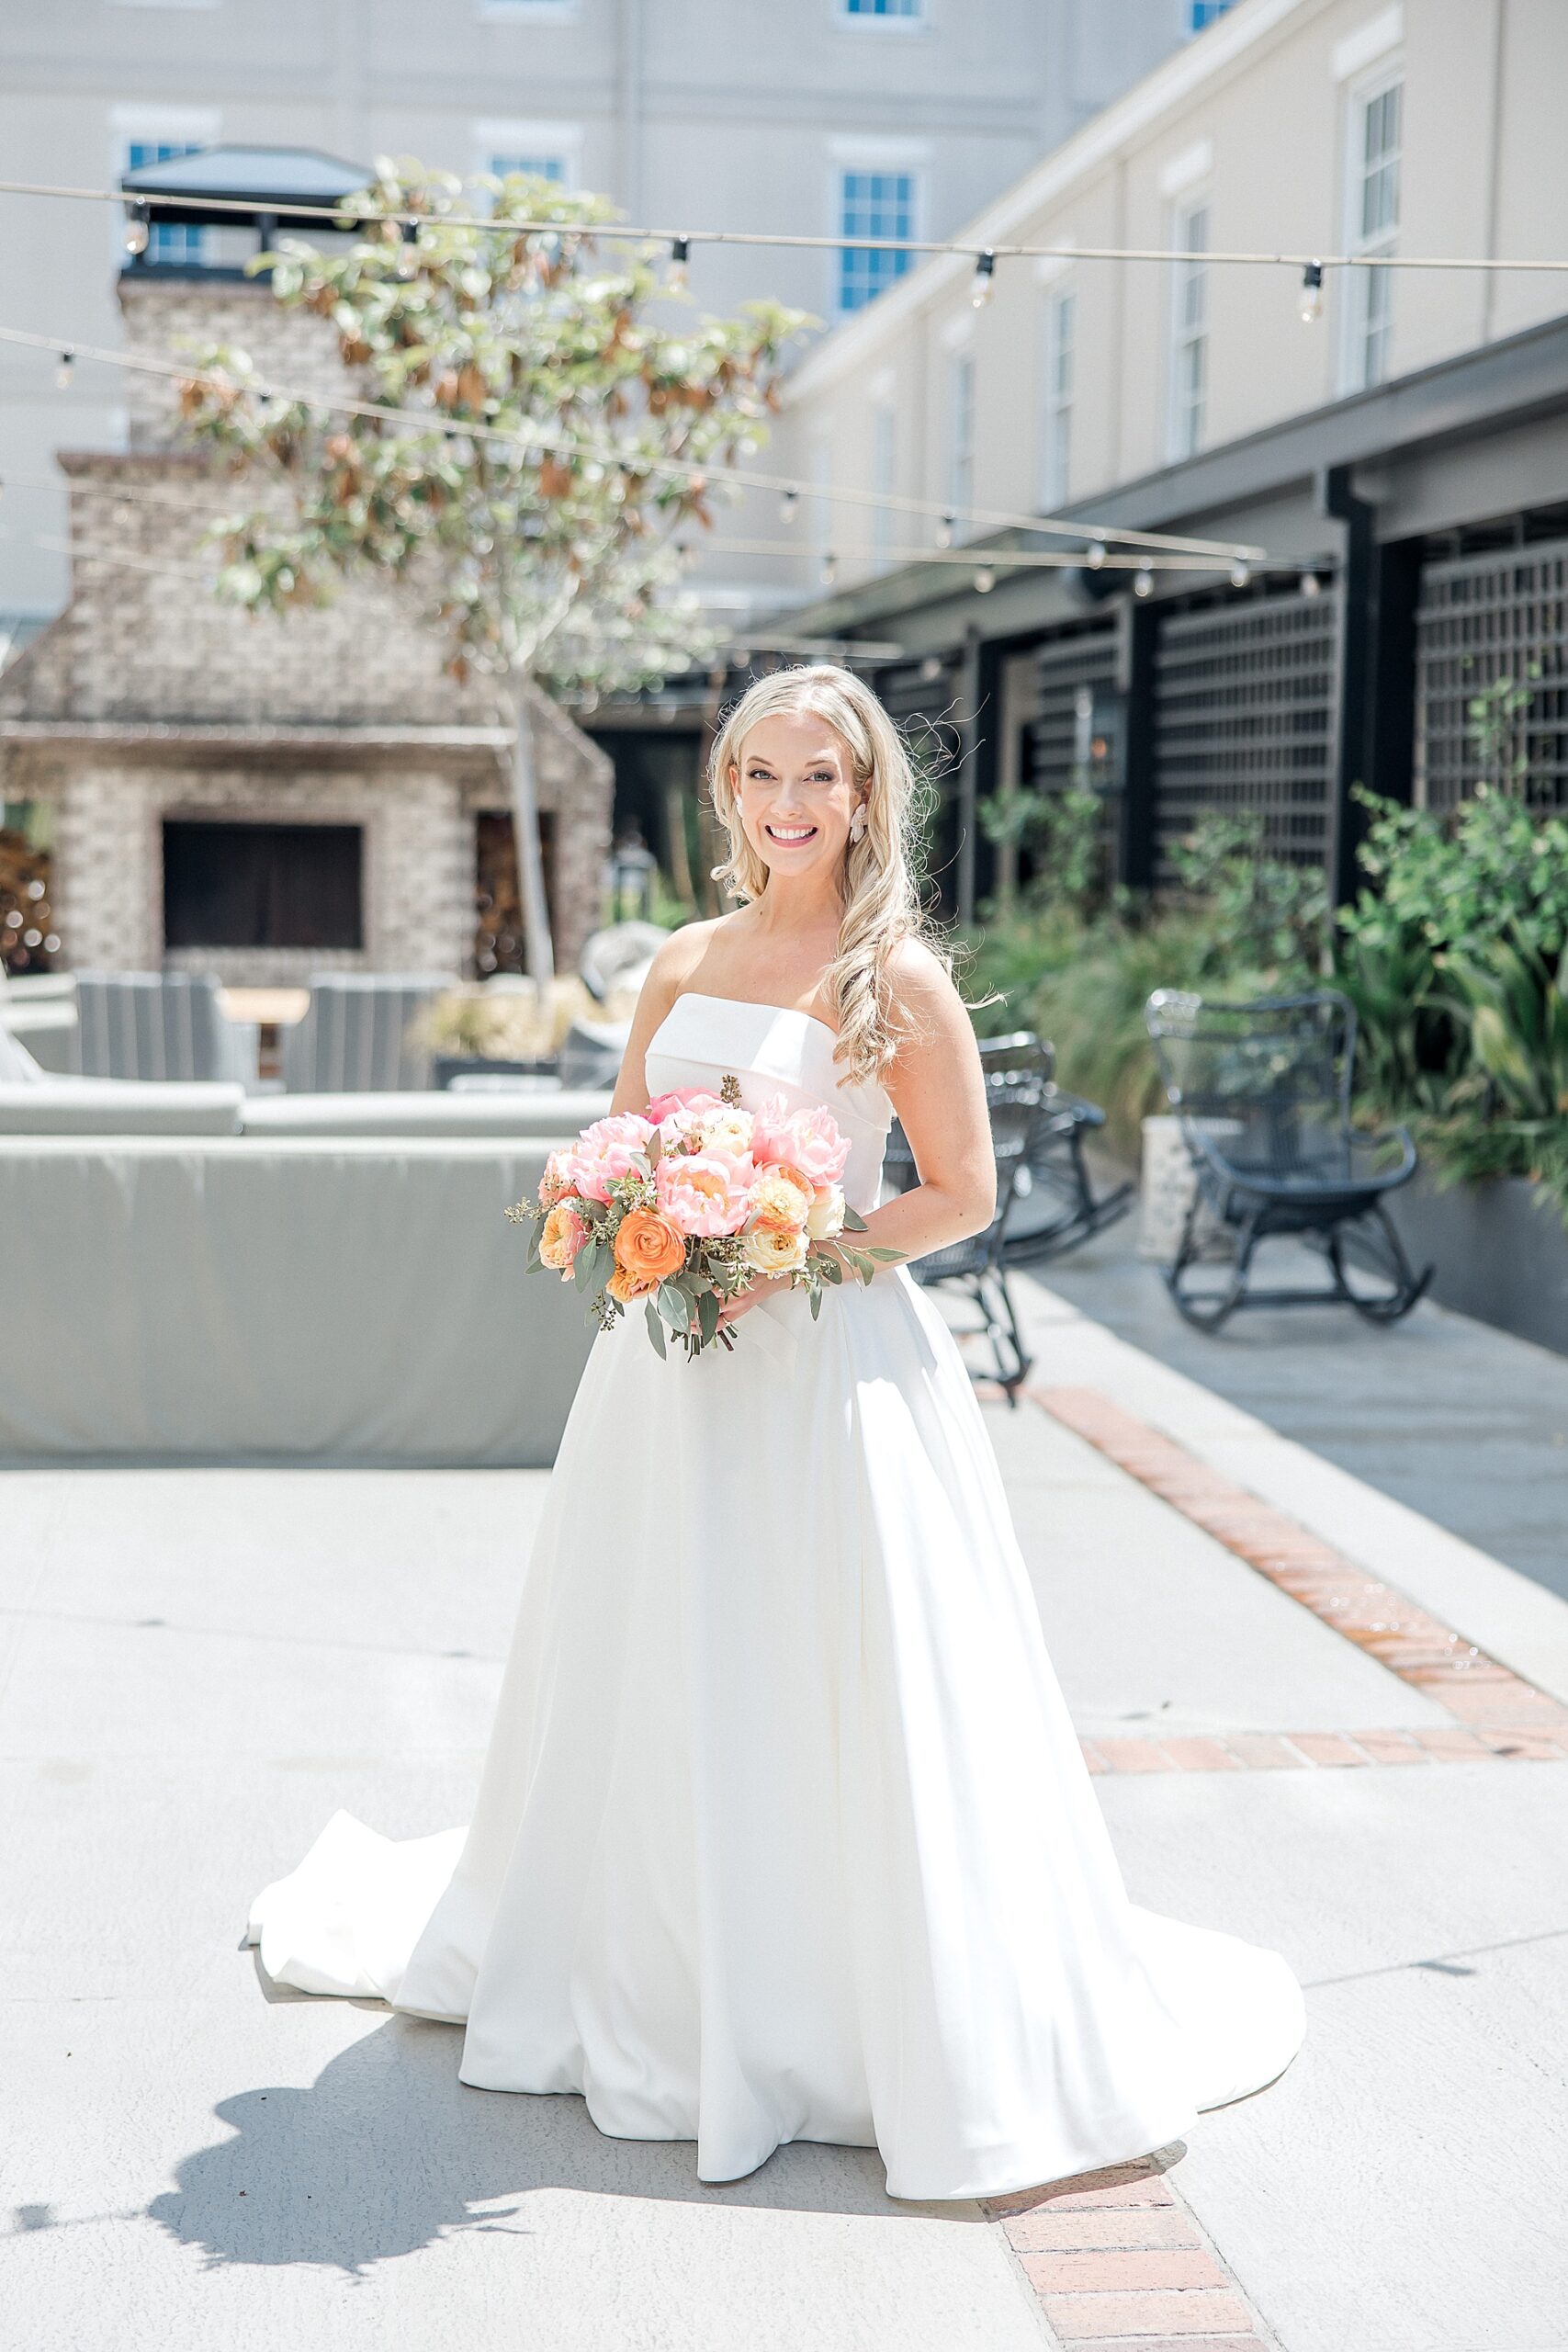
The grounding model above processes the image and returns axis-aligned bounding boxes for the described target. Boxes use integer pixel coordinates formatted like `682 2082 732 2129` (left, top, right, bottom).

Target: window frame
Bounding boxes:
112 106 222 271
473 116 582 193
1164 192 1210 464
1337 62 1403 394
833 162 923 318
1041 279 1076 513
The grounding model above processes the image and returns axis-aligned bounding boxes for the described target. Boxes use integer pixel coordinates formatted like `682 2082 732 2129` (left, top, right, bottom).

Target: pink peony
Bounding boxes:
537 1148 578 1208
750 1093 852 1193
654 1150 752 1238
646 1086 723 1125
569 1112 656 1204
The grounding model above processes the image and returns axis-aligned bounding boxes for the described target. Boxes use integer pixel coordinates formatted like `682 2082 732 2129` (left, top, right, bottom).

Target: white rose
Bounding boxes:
739 1218 808 1278
806 1185 846 1240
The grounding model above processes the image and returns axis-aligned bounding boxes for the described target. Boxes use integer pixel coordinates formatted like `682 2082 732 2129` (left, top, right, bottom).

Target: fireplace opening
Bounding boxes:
163 819 364 950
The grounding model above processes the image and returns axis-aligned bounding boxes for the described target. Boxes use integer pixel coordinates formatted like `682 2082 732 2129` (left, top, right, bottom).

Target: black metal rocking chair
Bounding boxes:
883 1084 1048 1404
978 1032 1134 1267
1144 987 1435 1331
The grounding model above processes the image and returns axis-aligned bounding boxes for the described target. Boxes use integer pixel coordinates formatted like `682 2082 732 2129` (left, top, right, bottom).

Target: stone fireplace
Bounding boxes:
0 217 612 983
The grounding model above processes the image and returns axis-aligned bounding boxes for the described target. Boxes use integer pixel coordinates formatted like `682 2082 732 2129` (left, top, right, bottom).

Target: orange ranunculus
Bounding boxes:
612 1205 686 1290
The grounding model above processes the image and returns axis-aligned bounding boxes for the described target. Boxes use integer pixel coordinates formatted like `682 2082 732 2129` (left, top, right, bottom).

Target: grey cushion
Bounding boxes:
281 973 459 1092
0 1134 595 1464
75 970 258 1085
0 1079 245 1135
241 1087 615 1139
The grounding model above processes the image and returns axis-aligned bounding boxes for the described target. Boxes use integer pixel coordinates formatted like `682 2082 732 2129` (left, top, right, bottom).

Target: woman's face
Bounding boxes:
730 710 864 882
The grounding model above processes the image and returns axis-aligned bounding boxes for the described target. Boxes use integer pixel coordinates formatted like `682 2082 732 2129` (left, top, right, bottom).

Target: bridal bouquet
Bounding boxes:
506 1073 902 1360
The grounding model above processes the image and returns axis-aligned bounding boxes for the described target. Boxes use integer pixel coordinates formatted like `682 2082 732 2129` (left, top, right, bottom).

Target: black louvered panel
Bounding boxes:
1415 537 1568 812
1151 590 1340 874
1023 625 1122 795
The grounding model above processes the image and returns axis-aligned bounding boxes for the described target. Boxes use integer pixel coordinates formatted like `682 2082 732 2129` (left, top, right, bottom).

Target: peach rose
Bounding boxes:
749 1164 814 1230
607 1262 658 1305
612 1205 686 1290
655 1151 751 1238
538 1199 587 1274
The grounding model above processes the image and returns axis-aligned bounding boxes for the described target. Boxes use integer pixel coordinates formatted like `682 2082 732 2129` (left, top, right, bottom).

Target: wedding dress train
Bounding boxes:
245 990 1306 2202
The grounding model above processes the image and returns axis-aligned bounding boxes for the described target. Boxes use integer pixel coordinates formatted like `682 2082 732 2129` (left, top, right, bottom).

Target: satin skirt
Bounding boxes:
246 1268 1305 2201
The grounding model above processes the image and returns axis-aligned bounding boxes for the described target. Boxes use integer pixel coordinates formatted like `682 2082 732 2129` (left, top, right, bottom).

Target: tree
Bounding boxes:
177 161 807 978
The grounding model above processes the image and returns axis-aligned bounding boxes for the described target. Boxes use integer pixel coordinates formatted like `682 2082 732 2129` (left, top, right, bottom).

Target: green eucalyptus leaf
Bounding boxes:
645 1299 666 1358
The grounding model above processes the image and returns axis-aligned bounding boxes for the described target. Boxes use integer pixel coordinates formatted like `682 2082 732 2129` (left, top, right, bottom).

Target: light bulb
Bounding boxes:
123 202 150 257
1086 540 1107 570
974 566 997 594
819 553 839 588
934 514 954 549
55 352 74 390
668 235 691 295
1299 260 1324 324
1133 566 1154 598
779 488 799 524
1229 559 1251 588
970 249 997 309
1301 571 1323 600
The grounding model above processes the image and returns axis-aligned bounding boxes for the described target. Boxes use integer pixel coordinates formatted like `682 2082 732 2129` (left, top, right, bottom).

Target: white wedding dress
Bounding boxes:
245 991 1306 2202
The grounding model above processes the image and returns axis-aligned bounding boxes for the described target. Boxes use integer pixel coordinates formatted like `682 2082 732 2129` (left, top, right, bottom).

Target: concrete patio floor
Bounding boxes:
4 1268 1566 2350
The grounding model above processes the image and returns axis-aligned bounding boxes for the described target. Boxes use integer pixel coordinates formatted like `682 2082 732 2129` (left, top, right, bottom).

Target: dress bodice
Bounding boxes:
644 991 893 1216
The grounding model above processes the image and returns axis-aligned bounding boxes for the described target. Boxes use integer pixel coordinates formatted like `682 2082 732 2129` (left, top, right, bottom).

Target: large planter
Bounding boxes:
1380 1163 1568 1358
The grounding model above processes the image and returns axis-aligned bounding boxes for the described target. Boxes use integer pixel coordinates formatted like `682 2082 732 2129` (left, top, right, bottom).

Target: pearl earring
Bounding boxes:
850 803 867 843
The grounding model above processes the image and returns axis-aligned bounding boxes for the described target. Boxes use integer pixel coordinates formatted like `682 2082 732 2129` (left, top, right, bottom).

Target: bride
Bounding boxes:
246 662 1306 2202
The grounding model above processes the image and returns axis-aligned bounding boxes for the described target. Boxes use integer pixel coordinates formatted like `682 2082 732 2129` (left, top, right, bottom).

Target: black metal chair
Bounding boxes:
978 1032 1134 1267
883 1082 1048 1403
1144 987 1434 1331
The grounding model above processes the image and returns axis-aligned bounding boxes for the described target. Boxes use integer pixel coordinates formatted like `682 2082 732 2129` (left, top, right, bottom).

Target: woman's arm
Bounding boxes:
833 942 997 1272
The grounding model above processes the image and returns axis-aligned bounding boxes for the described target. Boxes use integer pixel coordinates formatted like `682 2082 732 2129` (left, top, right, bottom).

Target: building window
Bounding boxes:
1042 285 1075 511
871 403 896 570
1166 198 1208 461
125 140 208 266
1341 73 1402 391
475 118 580 196
949 349 976 531
837 170 918 315
1187 2 1234 29
840 0 923 18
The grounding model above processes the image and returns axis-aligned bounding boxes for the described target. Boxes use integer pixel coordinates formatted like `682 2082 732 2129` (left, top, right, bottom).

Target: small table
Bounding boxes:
219 986 311 1085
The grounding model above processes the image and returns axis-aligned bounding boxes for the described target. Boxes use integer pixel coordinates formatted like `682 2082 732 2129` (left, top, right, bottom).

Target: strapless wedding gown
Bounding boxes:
245 991 1305 2201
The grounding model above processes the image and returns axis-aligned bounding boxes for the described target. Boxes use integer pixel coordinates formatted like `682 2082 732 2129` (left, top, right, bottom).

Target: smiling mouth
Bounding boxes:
764 822 818 843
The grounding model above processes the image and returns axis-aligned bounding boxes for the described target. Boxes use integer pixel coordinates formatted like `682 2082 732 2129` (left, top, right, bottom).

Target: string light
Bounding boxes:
667 235 690 295
1301 570 1323 599
1298 260 1325 322
973 566 997 593
1086 540 1107 570
970 249 997 309
1134 566 1154 597
1229 558 1251 587
123 201 150 258
778 487 798 524
934 514 955 549
54 350 73 389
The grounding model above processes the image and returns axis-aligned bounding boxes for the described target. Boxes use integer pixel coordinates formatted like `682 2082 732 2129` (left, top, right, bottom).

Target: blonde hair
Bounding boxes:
706 663 952 1088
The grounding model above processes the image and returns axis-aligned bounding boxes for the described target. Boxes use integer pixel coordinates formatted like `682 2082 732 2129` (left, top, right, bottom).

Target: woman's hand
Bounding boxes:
716 1271 794 1330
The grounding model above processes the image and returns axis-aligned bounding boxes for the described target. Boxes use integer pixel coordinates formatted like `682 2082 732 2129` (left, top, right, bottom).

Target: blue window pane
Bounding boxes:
838 170 916 314
489 153 566 184
843 0 922 17
127 141 207 266
1189 1 1233 27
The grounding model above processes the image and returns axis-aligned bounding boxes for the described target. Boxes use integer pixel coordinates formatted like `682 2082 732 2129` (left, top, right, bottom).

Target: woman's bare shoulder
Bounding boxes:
884 934 969 1033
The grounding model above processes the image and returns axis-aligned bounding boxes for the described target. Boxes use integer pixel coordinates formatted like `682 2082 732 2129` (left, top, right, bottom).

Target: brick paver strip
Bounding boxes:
1032 1384 1568 1767
983 2157 1281 2350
